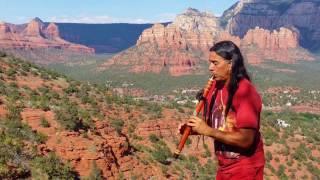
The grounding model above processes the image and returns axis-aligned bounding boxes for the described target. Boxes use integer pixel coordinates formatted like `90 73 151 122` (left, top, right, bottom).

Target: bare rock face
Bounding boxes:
0 18 95 56
101 8 221 76
222 0 320 50
0 22 11 34
135 119 179 138
23 17 45 37
137 8 221 52
218 27 314 64
44 22 60 39
21 109 154 179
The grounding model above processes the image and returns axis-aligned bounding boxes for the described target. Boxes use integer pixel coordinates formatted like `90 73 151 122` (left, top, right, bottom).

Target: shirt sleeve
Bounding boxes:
235 82 261 129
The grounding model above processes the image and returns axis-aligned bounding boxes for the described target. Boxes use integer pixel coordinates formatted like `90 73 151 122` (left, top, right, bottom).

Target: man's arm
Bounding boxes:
205 127 255 149
187 116 255 149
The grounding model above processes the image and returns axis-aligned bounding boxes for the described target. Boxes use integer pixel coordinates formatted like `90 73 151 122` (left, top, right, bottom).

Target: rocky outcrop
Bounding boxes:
21 109 155 179
218 27 314 64
44 23 60 39
222 0 320 50
0 18 94 56
137 8 221 52
23 18 45 37
101 8 220 76
135 119 179 138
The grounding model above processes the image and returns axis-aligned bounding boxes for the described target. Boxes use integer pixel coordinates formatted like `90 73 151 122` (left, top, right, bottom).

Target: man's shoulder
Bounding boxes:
234 78 262 110
237 78 257 95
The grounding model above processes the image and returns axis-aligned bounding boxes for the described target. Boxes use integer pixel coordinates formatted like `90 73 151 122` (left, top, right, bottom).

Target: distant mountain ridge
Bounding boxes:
0 18 94 54
56 23 154 53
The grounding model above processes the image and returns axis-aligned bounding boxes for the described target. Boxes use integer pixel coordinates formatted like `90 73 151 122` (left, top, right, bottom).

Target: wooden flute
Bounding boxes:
173 76 215 158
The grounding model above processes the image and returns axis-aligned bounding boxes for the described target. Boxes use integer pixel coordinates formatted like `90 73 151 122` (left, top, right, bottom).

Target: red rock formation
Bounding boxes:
242 27 298 49
44 23 60 39
101 8 220 76
0 18 95 57
23 18 45 37
101 8 314 76
0 22 11 34
222 0 320 50
21 108 155 179
218 27 314 64
135 119 179 138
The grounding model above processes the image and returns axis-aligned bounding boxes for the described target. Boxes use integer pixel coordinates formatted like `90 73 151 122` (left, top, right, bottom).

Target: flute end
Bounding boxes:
173 149 181 159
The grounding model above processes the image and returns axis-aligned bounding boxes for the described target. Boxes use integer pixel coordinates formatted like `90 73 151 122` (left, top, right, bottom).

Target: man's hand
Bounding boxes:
178 123 199 135
187 116 212 136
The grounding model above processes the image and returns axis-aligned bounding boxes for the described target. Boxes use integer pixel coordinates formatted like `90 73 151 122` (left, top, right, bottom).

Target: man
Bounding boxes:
183 41 265 179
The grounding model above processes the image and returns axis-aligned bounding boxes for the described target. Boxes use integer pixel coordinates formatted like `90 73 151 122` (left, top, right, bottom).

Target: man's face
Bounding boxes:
208 52 232 81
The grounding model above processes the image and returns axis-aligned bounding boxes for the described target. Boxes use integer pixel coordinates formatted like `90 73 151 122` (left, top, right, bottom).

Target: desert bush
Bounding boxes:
64 82 79 95
149 134 160 143
292 143 310 162
110 118 124 134
277 165 288 179
263 127 278 146
266 151 273 162
54 101 90 131
40 116 50 128
31 153 78 179
85 161 103 180
150 141 172 165
0 51 6 57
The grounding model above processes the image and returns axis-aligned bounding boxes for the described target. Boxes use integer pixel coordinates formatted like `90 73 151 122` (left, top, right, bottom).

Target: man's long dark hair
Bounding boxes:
209 40 250 117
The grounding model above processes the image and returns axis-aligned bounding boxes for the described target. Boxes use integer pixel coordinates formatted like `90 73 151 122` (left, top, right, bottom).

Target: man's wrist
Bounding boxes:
204 126 214 137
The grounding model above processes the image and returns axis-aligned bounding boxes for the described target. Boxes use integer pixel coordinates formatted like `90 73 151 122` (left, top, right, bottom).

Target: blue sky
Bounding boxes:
1 0 239 24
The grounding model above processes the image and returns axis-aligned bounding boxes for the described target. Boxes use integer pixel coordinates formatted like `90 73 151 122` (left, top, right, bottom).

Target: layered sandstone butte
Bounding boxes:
222 0 320 50
218 27 314 64
100 8 314 76
101 8 221 76
0 18 94 55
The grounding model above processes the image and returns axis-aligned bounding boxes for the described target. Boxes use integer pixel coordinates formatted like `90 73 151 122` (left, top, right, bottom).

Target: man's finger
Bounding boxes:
187 122 196 127
187 119 197 124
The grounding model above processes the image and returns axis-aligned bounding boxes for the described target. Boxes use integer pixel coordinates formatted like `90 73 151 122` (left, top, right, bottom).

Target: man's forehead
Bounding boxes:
209 52 223 61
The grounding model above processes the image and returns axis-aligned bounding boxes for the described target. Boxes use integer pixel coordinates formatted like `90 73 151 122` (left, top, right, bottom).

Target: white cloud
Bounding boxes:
12 13 177 24
46 15 154 24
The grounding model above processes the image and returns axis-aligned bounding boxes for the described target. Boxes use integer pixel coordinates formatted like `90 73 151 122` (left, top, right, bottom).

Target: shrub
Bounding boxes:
266 151 273 162
40 116 50 128
150 142 172 165
292 143 310 162
54 101 90 131
149 134 160 143
306 162 320 179
145 103 163 118
0 131 30 179
85 161 103 180
64 83 79 95
6 68 16 78
0 51 6 57
263 127 278 146
277 165 288 179
110 118 124 134
31 153 78 179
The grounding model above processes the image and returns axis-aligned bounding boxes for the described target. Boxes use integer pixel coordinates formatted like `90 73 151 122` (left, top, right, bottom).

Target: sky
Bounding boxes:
1 0 239 24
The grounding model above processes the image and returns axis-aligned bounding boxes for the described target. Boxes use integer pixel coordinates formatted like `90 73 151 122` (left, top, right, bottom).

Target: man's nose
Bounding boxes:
209 64 215 71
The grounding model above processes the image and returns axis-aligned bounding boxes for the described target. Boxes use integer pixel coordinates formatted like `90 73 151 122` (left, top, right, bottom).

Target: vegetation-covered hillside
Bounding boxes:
0 52 319 179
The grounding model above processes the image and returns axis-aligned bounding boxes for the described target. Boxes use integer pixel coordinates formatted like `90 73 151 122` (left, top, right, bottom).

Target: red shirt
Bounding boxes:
206 78 265 170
